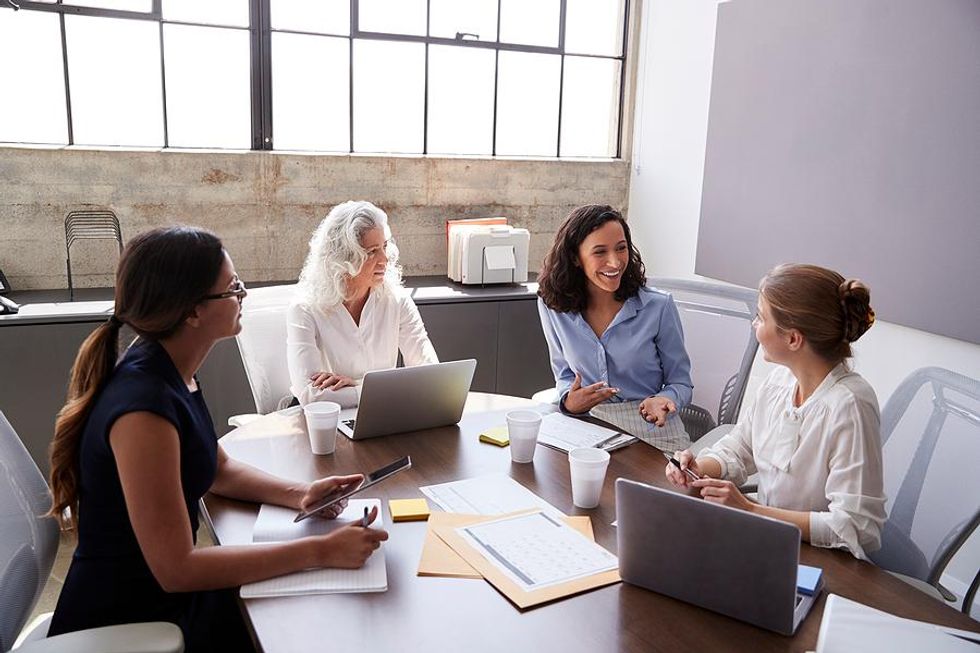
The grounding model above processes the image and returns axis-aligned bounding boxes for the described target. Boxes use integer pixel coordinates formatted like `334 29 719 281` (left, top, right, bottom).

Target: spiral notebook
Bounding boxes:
240 498 387 598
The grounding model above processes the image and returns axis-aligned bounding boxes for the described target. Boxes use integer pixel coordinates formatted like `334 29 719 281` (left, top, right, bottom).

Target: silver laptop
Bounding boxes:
615 478 822 636
338 359 477 440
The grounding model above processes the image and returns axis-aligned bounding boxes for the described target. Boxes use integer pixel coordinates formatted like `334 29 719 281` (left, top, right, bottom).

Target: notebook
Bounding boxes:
240 498 387 598
589 401 692 453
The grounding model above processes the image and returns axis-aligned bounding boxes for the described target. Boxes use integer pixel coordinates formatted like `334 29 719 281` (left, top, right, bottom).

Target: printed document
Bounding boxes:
537 413 635 452
420 475 563 519
456 511 618 592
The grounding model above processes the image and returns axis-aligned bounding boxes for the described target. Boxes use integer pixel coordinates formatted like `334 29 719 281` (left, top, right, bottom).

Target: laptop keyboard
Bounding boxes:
342 419 356 430
795 594 804 607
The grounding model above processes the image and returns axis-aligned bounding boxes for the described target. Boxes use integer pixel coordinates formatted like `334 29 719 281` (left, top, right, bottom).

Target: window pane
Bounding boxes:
560 56 620 157
427 45 494 155
352 40 424 154
499 0 559 48
496 51 559 156
65 15 163 146
0 11 67 144
163 0 249 28
429 0 497 43
164 25 250 148
64 0 152 11
271 0 349 35
272 33 350 152
565 0 625 56
358 0 425 36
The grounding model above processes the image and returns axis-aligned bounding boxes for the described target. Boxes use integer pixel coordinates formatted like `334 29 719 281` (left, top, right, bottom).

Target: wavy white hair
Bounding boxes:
297 200 403 309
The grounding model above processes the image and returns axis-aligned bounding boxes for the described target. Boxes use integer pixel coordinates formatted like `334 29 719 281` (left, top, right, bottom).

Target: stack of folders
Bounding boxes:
537 413 636 453
240 498 387 598
446 217 530 285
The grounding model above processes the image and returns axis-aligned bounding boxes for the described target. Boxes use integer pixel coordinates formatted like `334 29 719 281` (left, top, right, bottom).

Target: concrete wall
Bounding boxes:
0 147 631 290
629 0 980 616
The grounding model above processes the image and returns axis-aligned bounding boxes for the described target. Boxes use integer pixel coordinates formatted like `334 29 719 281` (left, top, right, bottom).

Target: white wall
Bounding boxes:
629 0 980 617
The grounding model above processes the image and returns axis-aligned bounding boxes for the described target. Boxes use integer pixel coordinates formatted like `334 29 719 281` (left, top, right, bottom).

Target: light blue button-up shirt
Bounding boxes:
537 287 693 411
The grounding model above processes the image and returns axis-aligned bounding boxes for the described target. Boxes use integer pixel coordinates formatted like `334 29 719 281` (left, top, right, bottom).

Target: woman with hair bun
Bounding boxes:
665 263 886 560
287 201 437 406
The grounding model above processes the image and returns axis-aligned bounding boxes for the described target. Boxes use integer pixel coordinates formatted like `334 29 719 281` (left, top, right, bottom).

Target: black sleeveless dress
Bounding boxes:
49 340 252 652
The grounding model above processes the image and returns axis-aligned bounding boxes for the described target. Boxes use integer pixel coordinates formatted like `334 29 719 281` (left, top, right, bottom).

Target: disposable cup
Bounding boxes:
568 447 610 509
304 401 341 455
506 409 542 463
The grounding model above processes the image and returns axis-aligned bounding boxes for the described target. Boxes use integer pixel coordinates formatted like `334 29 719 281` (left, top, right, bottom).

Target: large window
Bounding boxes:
0 0 629 157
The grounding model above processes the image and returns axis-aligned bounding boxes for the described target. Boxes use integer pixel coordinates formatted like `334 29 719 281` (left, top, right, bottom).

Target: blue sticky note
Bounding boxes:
797 564 823 595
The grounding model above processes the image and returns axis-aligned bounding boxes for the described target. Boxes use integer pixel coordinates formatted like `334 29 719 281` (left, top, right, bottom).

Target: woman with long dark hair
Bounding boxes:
666 264 885 559
48 226 387 650
537 205 693 442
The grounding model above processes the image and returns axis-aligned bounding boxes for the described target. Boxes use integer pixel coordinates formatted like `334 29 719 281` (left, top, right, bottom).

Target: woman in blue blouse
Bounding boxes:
537 205 693 427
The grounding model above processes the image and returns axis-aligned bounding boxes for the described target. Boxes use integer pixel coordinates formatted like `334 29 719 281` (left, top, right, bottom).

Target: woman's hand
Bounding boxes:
664 449 703 489
639 395 676 426
314 506 390 569
692 478 755 512
563 373 619 414
310 371 355 391
298 474 364 519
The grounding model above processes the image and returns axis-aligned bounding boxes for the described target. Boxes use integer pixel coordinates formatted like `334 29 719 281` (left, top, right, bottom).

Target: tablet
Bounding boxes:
293 456 412 523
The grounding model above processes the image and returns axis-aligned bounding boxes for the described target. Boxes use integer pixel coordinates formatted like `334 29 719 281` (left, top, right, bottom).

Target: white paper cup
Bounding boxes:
304 401 341 455
507 409 542 463
568 447 610 509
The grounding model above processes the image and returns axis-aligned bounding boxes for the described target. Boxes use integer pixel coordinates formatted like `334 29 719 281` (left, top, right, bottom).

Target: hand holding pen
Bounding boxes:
663 450 703 487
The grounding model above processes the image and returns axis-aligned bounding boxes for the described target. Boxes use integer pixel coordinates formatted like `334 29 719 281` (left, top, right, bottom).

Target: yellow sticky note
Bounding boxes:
389 498 431 522
479 425 509 447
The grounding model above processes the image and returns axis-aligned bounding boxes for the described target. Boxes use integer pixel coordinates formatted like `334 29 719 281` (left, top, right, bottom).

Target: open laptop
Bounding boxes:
338 359 477 440
615 478 822 636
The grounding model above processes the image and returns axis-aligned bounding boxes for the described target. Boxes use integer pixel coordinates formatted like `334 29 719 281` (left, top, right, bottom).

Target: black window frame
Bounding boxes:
2 0 630 158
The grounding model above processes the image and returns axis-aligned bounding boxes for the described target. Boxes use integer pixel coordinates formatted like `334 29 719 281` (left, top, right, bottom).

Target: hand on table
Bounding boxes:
639 395 676 427
299 474 363 519
316 506 390 569
310 371 355 391
691 478 755 512
563 373 619 414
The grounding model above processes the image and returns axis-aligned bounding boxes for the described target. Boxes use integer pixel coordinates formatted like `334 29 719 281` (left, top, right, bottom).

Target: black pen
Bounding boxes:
663 451 701 482
361 506 370 528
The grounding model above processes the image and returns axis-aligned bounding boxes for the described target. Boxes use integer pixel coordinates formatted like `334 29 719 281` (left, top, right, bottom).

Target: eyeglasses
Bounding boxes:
202 278 247 301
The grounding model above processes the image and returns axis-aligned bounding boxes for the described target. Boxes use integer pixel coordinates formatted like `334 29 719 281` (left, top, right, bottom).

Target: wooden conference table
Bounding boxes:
202 393 979 652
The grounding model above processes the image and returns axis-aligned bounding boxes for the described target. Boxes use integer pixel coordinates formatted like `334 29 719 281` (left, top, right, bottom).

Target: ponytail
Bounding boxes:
48 317 123 531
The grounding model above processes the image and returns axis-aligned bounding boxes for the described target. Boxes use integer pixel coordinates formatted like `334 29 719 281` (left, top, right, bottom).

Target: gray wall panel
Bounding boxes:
697 0 980 343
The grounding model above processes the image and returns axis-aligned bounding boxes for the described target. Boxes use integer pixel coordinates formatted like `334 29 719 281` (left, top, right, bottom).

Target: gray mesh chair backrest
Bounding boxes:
649 278 758 440
0 411 59 652
869 367 980 591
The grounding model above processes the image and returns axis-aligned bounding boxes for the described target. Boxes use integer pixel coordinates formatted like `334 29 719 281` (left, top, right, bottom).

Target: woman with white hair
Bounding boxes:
287 201 438 406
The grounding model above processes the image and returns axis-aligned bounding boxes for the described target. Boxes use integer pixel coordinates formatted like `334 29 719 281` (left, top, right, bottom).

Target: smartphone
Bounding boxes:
293 455 412 523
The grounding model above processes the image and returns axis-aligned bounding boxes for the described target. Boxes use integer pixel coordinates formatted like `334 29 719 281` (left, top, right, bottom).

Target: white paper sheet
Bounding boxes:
537 413 636 453
241 499 386 598
456 511 618 592
816 594 980 652
420 475 564 519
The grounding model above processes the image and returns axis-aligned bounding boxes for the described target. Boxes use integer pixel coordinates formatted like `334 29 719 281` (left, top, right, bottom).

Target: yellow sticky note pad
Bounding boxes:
389 498 431 522
479 425 509 447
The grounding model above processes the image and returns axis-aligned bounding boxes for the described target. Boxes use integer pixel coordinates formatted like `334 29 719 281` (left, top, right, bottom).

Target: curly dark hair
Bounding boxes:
537 205 646 313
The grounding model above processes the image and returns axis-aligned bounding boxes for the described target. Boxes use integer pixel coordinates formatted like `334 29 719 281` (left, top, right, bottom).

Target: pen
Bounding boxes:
662 451 701 482
361 506 370 528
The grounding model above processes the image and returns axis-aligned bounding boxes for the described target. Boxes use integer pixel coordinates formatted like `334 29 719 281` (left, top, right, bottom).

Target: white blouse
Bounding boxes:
286 287 439 406
699 363 887 560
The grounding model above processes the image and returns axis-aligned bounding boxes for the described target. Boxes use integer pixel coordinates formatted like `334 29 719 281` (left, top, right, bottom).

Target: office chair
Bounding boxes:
0 411 183 653
532 278 759 442
64 210 123 300
869 367 980 615
228 284 297 428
